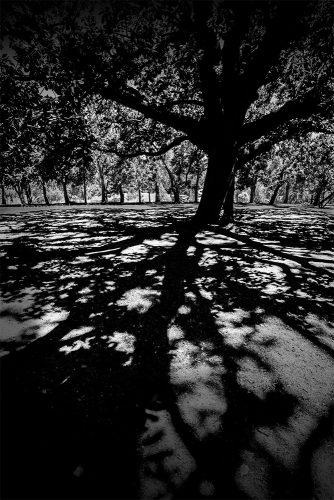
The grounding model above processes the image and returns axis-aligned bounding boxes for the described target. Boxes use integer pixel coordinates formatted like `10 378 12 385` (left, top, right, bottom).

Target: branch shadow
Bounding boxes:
1 205 333 500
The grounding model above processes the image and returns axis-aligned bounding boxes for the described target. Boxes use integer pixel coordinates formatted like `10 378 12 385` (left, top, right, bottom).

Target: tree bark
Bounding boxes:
98 164 108 204
148 192 151 203
119 184 124 204
15 182 26 205
83 171 87 204
222 174 234 223
1 183 6 205
138 187 142 204
283 181 290 204
42 180 50 205
312 182 326 207
194 171 200 203
249 177 257 203
194 144 235 224
62 180 70 205
155 181 160 203
24 183 33 205
269 182 284 205
173 187 180 204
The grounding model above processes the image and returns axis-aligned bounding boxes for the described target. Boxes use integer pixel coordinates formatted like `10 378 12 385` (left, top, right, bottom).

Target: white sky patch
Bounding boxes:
117 287 159 313
61 326 94 341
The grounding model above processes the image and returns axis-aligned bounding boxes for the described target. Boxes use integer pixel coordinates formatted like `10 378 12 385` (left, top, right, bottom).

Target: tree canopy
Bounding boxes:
1 0 333 218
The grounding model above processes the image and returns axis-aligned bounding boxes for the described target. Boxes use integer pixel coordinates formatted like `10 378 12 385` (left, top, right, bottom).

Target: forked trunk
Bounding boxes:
42 180 50 205
62 180 70 205
15 183 26 205
194 146 235 224
1 183 6 205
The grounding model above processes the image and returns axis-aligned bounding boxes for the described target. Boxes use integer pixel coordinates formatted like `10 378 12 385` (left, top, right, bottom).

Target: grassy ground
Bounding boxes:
0 204 333 500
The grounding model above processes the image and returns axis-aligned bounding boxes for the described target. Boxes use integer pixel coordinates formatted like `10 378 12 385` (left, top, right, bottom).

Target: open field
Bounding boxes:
1 205 333 499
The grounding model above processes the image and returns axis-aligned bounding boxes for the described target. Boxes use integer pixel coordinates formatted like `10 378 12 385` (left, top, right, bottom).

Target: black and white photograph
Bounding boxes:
0 0 333 498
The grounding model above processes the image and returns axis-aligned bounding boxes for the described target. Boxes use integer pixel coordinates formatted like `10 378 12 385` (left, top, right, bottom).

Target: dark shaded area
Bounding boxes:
0 205 333 500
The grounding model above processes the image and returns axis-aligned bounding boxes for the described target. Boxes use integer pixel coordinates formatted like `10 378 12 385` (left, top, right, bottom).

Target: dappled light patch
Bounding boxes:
213 309 254 347
170 339 227 441
59 336 95 355
1 205 333 500
61 326 94 341
138 408 196 499
103 331 136 355
237 357 276 400
117 288 160 313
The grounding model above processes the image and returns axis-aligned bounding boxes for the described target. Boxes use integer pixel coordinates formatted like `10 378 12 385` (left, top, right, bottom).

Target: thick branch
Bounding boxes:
237 122 333 168
97 135 188 159
240 92 323 144
100 86 198 137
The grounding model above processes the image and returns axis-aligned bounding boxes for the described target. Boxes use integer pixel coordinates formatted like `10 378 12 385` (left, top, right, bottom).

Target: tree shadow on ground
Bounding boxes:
0 205 333 499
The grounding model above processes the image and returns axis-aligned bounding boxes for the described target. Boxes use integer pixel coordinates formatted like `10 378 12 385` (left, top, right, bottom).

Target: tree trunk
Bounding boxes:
173 187 180 204
155 181 160 203
62 180 70 205
312 183 326 207
320 191 334 207
194 171 200 203
15 182 26 205
194 145 235 224
83 171 87 204
222 174 234 223
269 182 284 205
98 164 108 204
42 180 50 205
138 187 142 204
119 184 124 204
148 192 151 203
1 183 6 205
283 182 290 204
249 177 257 203
24 183 33 205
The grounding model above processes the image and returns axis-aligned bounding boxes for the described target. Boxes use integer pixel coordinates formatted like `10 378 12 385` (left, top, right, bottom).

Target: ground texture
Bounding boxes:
0 204 333 500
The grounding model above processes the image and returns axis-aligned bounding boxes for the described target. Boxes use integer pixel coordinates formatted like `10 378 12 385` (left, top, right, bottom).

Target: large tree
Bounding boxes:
2 0 333 222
